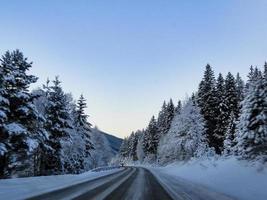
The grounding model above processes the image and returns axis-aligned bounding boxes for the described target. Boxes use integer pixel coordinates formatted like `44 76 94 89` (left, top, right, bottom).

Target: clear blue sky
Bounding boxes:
0 0 266 138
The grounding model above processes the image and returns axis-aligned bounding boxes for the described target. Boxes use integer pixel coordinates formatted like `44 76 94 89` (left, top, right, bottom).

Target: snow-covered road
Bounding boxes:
23 167 234 200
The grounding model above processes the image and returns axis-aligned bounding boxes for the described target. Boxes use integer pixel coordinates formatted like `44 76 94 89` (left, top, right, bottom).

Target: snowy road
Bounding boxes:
26 167 234 200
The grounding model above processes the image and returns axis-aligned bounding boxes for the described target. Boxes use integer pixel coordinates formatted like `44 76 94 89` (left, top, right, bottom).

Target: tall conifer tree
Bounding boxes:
44 77 72 174
143 116 158 156
236 67 267 160
0 50 42 177
197 64 219 153
214 73 228 153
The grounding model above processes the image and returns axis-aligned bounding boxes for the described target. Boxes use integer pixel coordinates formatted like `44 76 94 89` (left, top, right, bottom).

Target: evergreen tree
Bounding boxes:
0 64 8 129
0 60 9 178
223 112 237 156
66 94 94 172
223 72 240 150
236 73 245 106
254 67 262 80
264 62 267 80
225 72 239 118
119 137 130 158
247 66 254 81
166 99 175 132
44 76 72 175
0 50 43 177
128 132 139 161
142 116 158 156
136 129 146 162
245 66 255 92
214 73 228 153
197 64 219 153
157 101 167 136
191 93 197 105
156 99 175 146
75 95 94 155
175 100 182 114
236 68 267 160
158 99 209 163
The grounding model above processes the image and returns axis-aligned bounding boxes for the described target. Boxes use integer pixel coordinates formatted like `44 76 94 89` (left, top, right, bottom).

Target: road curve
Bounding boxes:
26 167 234 200
103 167 172 200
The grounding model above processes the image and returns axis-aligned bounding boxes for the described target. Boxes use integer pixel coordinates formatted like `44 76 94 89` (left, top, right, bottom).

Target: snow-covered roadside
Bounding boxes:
0 167 123 200
147 158 267 200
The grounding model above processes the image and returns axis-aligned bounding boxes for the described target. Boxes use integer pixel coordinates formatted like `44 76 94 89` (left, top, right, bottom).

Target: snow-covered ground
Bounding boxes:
1 158 266 200
0 167 123 200
148 157 267 200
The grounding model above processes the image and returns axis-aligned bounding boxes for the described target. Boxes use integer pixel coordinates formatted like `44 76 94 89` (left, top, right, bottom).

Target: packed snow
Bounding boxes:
0 167 123 200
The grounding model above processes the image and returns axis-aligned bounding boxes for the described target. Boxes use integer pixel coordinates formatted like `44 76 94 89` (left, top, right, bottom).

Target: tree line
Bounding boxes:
118 64 267 164
0 50 95 178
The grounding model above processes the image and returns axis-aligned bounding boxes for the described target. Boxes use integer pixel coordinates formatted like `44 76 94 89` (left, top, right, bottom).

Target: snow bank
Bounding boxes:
149 157 267 200
0 168 123 200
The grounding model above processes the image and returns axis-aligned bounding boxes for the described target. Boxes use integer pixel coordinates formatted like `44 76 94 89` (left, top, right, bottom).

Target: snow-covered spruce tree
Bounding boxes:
0 50 46 178
225 72 239 119
214 73 228 153
73 95 94 170
236 73 245 107
236 67 267 161
0 61 9 178
158 99 209 164
175 100 182 114
264 62 267 79
59 94 88 174
166 99 175 132
43 76 73 175
128 132 135 160
31 87 57 176
128 131 139 161
223 112 237 156
33 88 90 174
245 66 260 95
117 136 133 164
197 64 220 153
142 116 159 160
191 92 198 106
119 137 130 158
32 86 50 117
157 101 167 137
222 72 240 153
156 99 175 144
254 67 263 79
245 66 256 91
136 129 146 162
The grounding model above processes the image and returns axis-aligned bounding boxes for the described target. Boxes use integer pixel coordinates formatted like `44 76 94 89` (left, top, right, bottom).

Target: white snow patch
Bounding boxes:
26 139 39 152
5 123 27 135
148 157 267 200
0 168 123 200
0 143 7 156
0 110 7 119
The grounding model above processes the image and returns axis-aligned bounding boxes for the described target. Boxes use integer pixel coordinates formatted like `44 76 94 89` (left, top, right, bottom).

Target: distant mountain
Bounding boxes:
90 129 122 167
100 131 123 155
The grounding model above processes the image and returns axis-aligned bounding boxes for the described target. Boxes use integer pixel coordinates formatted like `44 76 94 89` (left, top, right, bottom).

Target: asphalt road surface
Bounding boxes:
27 167 234 200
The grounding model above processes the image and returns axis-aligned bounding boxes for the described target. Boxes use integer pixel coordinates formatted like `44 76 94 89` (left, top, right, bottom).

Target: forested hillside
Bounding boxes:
117 64 267 165
0 50 120 178
101 131 123 154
